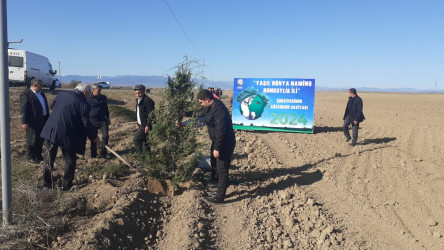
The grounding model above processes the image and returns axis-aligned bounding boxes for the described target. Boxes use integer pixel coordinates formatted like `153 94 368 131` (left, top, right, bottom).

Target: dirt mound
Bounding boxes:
53 172 168 249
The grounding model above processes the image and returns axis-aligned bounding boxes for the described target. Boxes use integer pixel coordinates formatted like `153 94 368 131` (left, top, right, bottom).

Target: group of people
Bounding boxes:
19 81 234 203
20 81 156 190
207 87 223 99
20 79 363 203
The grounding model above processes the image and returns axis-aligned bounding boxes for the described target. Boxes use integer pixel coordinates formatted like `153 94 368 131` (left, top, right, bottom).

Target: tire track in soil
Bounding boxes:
258 118 430 248
384 125 444 249
340 144 422 249
302 126 444 249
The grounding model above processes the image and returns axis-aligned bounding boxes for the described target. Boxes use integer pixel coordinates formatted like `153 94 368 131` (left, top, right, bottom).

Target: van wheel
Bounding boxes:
50 80 56 91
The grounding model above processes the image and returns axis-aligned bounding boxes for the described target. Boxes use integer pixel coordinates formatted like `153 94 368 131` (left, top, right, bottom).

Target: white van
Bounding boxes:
8 48 58 88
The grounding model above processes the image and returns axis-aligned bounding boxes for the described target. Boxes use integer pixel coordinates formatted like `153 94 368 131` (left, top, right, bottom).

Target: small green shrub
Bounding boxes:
138 56 201 184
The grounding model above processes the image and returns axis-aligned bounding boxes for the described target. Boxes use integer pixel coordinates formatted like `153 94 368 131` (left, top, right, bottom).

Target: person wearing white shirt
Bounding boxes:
133 84 155 153
20 78 49 163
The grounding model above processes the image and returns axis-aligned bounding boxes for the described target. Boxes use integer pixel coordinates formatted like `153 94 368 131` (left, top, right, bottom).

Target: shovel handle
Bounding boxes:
104 145 133 167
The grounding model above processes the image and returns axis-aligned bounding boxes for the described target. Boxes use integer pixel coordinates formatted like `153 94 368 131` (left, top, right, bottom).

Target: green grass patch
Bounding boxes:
10 160 38 186
109 105 136 121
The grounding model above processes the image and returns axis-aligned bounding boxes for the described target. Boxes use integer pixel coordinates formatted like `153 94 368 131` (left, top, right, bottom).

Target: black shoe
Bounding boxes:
349 142 356 147
205 197 224 204
28 157 40 164
103 154 112 160
36 155 44 161
346 137 352 142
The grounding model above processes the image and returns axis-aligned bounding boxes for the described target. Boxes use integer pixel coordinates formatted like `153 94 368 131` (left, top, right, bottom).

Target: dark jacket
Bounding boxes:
88 94 109 122
205 99 236 155
136 95 155 129
40 90 97 154
343 95 365 123
20 89 49 130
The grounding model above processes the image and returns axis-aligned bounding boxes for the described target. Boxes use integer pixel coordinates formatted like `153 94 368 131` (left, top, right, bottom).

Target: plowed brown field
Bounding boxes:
1 88 443 249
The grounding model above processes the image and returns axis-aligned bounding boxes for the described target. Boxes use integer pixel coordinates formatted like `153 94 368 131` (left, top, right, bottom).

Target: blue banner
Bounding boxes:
232 78 315 133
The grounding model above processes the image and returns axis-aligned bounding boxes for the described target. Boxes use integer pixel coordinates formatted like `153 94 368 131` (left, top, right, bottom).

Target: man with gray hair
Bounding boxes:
41 83 100 190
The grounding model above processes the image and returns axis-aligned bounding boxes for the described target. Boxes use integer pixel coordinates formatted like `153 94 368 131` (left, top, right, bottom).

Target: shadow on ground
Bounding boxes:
361 137 396 145
314 126 343 134
226 160 324 203
225 144 392 203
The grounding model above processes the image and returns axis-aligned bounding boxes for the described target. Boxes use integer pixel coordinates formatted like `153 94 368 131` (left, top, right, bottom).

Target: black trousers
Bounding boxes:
133 126 149 153
43 140 77 187
343 115 359 144
25 127 44 160
90 120 109 157
210 141 235 201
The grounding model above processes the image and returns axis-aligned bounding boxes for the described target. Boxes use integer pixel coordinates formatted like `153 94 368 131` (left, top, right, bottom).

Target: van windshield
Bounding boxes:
9 56 23 67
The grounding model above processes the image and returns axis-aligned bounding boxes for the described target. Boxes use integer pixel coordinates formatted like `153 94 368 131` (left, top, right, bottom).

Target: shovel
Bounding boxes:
104 145 133 168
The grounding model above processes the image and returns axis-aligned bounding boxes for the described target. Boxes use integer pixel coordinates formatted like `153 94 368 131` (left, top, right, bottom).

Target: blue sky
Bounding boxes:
6 0 444 89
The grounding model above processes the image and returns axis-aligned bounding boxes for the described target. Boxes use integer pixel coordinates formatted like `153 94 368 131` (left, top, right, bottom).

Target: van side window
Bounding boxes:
8 56 23 67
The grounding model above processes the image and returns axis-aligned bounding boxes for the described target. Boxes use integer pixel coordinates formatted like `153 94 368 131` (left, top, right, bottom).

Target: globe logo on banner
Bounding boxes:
236 87 269 120
240 95 265 120
232 78 315 133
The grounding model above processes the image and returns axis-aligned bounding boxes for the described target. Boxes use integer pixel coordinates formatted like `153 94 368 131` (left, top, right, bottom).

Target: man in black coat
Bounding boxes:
20 78 49 163
343 88 365 146
40 83 99 190
198 89 236 204
88 83 111 159
133 84 155 153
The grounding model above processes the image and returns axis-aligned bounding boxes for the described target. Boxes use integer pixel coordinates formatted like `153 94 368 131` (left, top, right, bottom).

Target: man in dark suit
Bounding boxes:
20 78 49 163
41 83 100 190
343 88 365 146
198 89 236 204
133 84 155 153
88 83 111 159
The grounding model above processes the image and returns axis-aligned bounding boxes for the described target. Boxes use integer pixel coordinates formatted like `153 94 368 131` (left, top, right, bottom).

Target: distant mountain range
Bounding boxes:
62 75 233 90
62 75 444 93
316 86 444 93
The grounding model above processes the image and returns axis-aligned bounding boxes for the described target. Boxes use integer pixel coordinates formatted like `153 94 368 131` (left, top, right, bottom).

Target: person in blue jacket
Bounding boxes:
41 83 100 190
343 88 365 146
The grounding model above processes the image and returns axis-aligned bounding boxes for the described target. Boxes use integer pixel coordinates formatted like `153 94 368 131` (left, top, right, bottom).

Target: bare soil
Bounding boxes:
1 88 444 249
